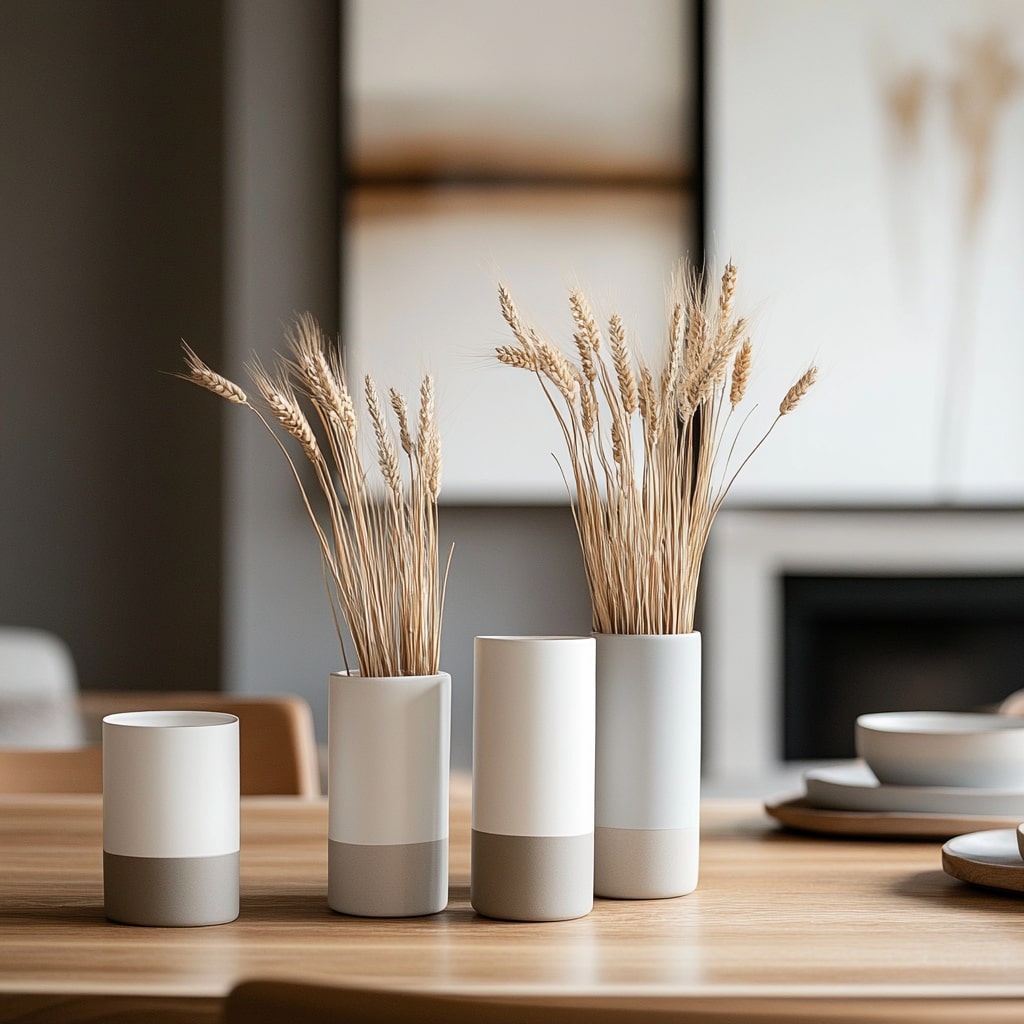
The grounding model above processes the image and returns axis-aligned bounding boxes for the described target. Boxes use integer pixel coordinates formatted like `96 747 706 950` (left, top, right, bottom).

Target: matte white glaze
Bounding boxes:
472 636 595 838
103 710 239 859
595 632 701 831
328 671 450 846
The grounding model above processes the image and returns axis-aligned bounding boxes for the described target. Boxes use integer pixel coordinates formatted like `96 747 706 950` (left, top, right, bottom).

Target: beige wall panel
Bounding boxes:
350 0 693 180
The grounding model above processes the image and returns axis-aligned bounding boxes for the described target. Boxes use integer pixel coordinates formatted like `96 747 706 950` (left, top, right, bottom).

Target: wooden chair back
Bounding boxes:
8 692 323 797
225 982 992 1024
0 746 102 794
224 981 725 1024
79 692 320 797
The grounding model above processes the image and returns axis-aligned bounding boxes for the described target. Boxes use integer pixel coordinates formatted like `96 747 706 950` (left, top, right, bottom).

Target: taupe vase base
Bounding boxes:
104 850 239 927
594 825 699 899
328 838 448 918
471 829 594 921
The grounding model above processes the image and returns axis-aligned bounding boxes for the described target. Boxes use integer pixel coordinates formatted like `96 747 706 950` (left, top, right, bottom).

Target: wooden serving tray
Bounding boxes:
765 796 1023 840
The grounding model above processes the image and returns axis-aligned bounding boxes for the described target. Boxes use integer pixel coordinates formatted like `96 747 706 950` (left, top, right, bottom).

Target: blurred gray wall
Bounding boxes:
0 0 224 691
220 0 343 745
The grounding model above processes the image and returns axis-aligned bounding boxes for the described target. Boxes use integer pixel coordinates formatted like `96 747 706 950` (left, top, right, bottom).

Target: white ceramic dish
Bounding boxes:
942 829 1024 894
804 762 1024 816
1018 823 1024 862
855 711 1024 789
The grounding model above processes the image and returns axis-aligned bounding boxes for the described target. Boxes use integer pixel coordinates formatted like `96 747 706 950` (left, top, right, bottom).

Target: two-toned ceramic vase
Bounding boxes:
471 635 595 921
327 670 451 918
594 631 701 899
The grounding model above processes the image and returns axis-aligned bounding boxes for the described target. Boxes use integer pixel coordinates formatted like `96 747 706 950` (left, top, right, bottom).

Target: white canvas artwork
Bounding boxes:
347 189 691 502
709 0 1024 504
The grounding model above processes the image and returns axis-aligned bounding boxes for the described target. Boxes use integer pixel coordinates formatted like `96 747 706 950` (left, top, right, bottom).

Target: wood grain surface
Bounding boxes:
1 776 1023 1022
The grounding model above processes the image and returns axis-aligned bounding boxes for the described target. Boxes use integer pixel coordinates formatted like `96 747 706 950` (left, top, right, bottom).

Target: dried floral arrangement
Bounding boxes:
180 313 451 678
496 261 816 635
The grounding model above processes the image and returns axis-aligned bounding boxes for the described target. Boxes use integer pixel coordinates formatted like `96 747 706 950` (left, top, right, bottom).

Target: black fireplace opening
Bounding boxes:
783 574 1024 762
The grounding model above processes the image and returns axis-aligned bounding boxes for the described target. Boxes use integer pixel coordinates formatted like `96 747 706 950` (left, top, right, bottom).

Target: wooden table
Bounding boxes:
2 778 1023 1023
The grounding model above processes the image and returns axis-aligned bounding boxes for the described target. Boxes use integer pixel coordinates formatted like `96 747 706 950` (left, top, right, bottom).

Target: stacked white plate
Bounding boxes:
804 761 1024 818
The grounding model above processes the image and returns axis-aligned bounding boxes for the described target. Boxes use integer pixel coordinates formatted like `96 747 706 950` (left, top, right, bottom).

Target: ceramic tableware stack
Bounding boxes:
766 711 1024 839
858 710 1024 895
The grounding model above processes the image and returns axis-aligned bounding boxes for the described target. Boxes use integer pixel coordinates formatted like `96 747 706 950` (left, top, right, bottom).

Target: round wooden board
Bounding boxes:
942 829 1024 895
764 796 1023 840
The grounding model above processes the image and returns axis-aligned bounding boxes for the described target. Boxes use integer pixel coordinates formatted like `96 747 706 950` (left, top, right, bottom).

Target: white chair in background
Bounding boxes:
0 626 83 748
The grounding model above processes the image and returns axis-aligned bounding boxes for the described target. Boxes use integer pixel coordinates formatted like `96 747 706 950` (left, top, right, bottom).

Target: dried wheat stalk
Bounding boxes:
496 260 816 635
179 314 451 678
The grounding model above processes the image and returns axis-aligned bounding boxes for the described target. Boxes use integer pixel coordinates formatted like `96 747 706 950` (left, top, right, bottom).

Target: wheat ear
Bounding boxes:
179 343 247 404
780 365 818 415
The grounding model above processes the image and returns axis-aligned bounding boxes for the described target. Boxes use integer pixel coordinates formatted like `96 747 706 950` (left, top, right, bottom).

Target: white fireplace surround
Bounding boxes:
702 508 1024 791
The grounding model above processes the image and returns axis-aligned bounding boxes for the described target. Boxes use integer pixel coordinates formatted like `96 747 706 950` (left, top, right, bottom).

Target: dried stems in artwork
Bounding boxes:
180 314 451 678
497 261 816 635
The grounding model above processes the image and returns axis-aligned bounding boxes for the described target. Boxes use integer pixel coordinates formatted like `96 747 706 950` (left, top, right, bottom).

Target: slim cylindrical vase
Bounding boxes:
103 710 240 926
594 632 701 899
328 671 450 917
472 636 595 921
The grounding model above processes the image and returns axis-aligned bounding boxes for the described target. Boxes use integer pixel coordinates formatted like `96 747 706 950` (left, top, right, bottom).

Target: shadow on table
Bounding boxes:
892 869 1024 906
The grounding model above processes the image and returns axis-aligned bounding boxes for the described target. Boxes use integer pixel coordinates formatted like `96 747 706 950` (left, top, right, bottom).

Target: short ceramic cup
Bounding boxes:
103 710 240 926
856 711 1024 789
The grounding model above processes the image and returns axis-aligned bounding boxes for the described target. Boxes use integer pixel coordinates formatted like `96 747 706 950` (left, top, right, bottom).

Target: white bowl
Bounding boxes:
855 711 1024 789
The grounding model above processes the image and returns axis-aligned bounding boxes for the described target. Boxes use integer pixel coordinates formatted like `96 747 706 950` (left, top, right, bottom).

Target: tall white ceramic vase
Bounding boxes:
594 632 701 899
472 636 595 921
328 671 450 917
